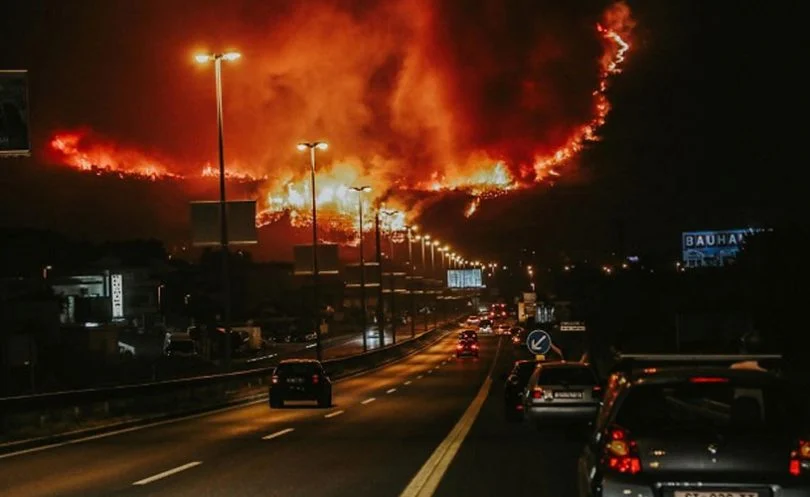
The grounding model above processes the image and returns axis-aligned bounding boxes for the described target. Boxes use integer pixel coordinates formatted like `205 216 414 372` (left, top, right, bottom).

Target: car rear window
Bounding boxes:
516 362 538 382
614 381 803 432
538 366 597 385
276 363 319 376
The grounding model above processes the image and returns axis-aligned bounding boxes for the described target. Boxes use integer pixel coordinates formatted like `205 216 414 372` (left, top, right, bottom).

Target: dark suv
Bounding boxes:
269 359 332 408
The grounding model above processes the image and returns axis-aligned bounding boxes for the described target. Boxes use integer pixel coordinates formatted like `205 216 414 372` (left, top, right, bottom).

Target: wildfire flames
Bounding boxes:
45 1 634 233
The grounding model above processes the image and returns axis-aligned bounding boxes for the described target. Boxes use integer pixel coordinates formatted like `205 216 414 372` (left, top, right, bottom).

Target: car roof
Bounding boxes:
631 366 780 388
539 361 592 369
278 358 321 365
609 354 782 378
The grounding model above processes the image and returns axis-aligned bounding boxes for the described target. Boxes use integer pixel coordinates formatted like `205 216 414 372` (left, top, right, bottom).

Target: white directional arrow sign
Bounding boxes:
526 329 552 355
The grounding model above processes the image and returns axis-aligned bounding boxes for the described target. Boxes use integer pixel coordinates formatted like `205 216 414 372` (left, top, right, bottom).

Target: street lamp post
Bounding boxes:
380 210 398 343
297 141 328 361
421 235 430 273
350 186 372 352
195 51 240 368
430 240 439 275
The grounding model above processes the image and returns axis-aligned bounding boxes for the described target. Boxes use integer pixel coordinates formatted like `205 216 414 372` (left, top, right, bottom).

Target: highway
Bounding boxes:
0 328 582 497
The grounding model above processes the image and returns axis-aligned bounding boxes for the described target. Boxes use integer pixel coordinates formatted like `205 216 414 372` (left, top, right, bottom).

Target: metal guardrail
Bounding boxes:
0 319 459 444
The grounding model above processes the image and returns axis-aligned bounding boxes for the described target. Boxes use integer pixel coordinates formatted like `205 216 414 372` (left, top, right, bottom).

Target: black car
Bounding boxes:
503 359 539 421
269 359 332 408
578 367 810 497
459 329 478 342
456 339 479 358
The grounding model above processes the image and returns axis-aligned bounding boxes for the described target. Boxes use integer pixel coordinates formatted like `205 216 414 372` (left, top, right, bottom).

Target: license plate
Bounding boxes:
286 378 304 384
674 492 759 497
552 390 583 399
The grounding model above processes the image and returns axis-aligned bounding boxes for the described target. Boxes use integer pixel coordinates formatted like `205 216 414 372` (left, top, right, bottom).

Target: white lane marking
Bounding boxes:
427 370 433 374
404 380 412 385
132 461 202 486
399 337 502 497
262 428 295 440
417 375 424 379
386 388 397 394
324 410 345 419
305 343 317 349
361 397 376 405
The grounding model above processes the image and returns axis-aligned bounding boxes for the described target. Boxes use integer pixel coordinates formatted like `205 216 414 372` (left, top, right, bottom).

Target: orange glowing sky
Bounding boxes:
43 0 635 233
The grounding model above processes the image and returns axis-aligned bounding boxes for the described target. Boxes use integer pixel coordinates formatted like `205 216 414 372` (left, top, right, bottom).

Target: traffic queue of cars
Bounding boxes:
503 353 810 497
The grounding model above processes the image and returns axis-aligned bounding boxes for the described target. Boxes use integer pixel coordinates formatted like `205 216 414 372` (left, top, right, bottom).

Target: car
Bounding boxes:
502 359 539 421
578 367 810 497
510 327 526 346
479 319 493 334
522 362 601 426
494 322 510 335
269 359 332 408
465 315 481 326
459 329 478 342
456 339 479 358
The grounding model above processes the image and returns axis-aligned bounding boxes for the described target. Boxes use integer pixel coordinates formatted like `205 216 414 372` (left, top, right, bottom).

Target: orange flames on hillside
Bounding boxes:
45 3 633 232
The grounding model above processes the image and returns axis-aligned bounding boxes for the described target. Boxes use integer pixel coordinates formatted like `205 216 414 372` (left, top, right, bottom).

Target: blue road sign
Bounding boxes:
526 329 552 355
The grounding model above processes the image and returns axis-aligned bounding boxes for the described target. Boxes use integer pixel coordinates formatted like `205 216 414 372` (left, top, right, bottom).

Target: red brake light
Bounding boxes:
312 374 320 384
604 426 641 475
790 439 810 476
689 376 729 384
271 375 279 384
456 344 464 350
472 344 479 350
531 388 544 399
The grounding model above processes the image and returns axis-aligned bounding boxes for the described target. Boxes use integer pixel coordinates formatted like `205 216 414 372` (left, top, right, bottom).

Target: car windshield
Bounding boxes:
537 367 597 385
614 381 803 433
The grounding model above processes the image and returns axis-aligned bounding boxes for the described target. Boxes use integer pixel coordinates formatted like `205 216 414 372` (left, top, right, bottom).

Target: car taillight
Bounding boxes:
604 425 641 475
472 344 479 350
592 385 603 396
456 344 464 350
271 376 279 384
531 387 544 399
790 439 810 476
689 376 729 384
312 374 320 384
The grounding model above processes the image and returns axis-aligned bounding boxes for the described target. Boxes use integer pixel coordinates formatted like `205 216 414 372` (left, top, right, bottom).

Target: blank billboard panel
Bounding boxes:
294 244 339 275
447 269 483 288
190 200 257 246
0 70 31 156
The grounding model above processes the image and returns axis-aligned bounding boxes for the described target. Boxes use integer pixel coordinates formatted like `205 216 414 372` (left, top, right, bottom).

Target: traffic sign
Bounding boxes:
526 329 552 355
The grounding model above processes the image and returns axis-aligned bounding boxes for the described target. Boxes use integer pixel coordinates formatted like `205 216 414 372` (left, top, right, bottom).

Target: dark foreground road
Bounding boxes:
0 330 584 497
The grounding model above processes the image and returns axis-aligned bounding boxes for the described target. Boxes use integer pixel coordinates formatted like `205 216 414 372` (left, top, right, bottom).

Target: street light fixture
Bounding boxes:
350 186 372 352
298 140 329 361
421 235 430 273
430 240 440 274
194 50 241 369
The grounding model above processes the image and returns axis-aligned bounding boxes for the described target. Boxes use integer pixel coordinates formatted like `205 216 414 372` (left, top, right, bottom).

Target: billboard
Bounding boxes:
294 244 339 275
447 268 483 288
0 70 31 156
682 228 760 267
190 200 258 246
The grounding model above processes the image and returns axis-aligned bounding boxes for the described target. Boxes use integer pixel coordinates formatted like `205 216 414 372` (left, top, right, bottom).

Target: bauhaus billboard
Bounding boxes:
681 229 761 267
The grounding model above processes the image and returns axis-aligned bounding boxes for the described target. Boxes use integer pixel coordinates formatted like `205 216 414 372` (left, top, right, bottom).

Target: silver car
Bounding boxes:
578 368 810 497
523 362 601 425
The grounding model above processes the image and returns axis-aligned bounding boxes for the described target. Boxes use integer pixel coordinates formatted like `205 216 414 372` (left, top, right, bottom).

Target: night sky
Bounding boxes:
0 1 802 263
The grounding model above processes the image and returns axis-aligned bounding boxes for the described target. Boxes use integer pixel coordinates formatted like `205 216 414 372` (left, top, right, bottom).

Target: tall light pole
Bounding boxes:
430 240 440 274
195 50 240 368
297 140 328 361
405 225 417 270
350 186 372 352
421 235 430 273
380 209 398 344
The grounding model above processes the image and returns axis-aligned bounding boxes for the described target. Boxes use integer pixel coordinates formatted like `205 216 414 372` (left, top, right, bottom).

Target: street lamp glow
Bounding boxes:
195 54 211 63
432 240 440 246
316 142 328 150
298 141 328 152
222 52 241 61
297 143 308 151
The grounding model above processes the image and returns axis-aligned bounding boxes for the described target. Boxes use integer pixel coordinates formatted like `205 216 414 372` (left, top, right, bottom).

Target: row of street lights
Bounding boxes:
195 50 484 362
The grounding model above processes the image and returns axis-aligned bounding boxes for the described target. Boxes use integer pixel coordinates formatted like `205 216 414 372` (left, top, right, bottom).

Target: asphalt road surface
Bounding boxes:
0 329 583 497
